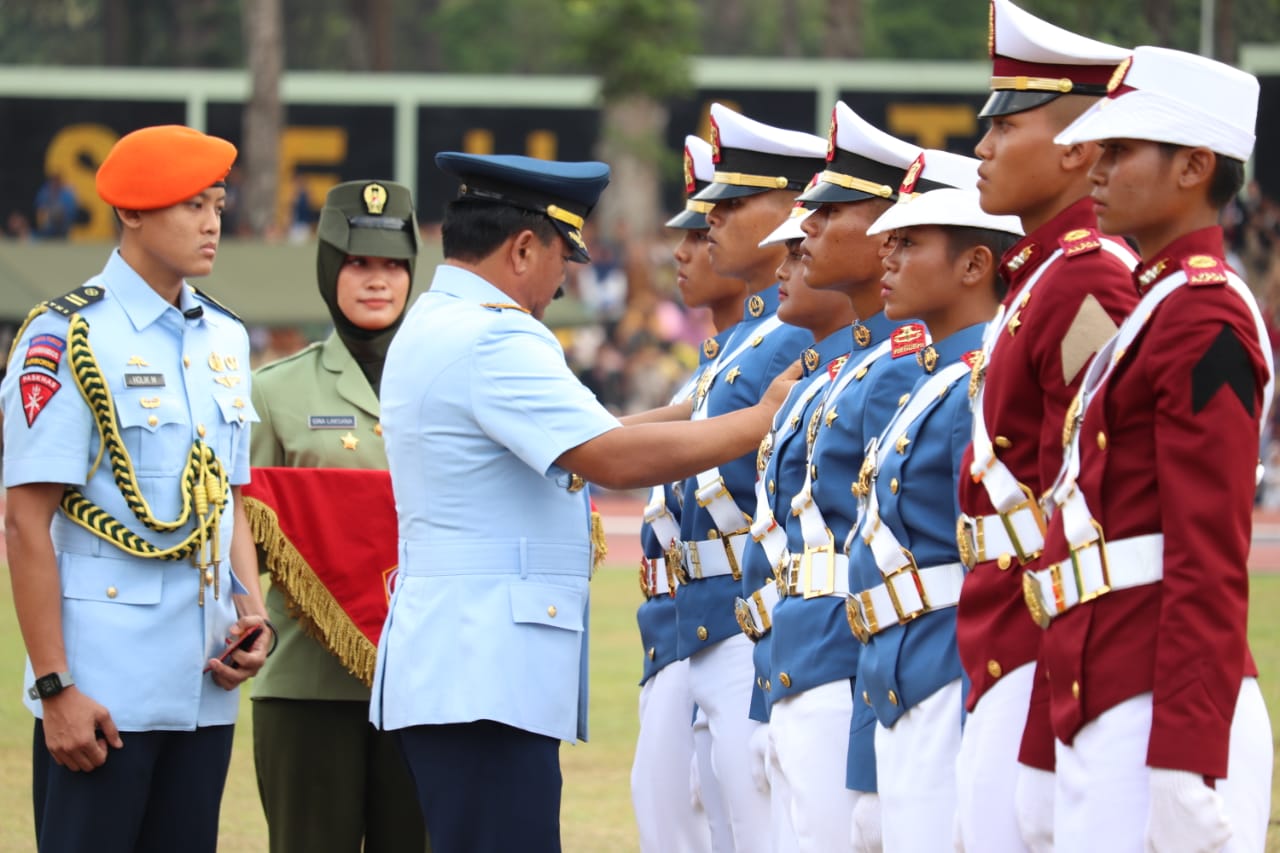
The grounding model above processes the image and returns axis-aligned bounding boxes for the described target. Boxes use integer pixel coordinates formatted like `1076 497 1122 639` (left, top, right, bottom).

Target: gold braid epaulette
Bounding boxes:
58 314 228 574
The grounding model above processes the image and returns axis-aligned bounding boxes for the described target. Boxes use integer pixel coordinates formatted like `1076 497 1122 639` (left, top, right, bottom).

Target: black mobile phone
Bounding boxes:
204 626 264 672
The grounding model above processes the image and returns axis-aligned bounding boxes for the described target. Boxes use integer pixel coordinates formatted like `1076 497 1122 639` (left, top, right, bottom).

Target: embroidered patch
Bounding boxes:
961 350 982 369
1060 227 1102 257
1192 325 1255 415
890 323 928 359
19 372 61 426
124 373 166 387
23 334 65 373
309 415 357 430
1183 255 1228 286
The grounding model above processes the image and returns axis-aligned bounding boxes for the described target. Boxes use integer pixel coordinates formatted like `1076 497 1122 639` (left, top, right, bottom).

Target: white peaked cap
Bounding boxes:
798 102 921 204
898 149 981 198
991 0 1130 68
686 135 714 184
1054 46 1258 162
692 103 827 201
710 102 828 159
667 135 717 229
867 188 1024 236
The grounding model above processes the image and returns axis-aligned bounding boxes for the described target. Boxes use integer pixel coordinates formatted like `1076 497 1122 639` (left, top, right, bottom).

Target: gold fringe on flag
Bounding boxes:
243 496 378 686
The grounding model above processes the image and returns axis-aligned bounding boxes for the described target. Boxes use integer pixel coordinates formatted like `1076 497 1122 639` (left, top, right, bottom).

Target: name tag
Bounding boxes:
309 415 357 429
124 373 166 387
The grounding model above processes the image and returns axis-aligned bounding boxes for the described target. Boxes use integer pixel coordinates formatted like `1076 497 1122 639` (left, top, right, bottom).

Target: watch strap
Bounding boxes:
27 671 73 701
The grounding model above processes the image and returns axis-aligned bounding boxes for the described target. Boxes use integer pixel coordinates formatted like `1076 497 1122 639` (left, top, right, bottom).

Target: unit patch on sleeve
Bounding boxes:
23 334 65 373
19 372 61 426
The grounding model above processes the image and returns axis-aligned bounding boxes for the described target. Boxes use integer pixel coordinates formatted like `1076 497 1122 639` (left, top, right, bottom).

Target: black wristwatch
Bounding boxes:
27 672 74 701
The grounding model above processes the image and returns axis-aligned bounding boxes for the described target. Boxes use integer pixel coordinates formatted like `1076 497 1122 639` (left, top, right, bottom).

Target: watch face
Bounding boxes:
36 674 62 698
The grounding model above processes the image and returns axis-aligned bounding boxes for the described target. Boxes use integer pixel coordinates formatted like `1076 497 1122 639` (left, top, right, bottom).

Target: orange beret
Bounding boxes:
96 125 237 210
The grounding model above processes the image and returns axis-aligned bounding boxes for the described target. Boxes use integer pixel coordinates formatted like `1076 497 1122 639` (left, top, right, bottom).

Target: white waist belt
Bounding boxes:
641 556 674 599
957 501 1045 570
846 562 965 644
680 533 748 581
735 582 781 639
1023 533 1164 628
778 550 849 598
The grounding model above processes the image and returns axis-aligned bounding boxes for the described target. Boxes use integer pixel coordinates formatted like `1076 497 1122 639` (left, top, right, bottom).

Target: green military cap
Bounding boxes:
317 180 419 261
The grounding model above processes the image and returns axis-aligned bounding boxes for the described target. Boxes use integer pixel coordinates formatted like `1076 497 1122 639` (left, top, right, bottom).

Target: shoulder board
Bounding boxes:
191 286 243 323
891 323 928 359
1059 227 1102 258
44 285 107 316
480 302 532 314
1182 254 1229 287
255 341 323 374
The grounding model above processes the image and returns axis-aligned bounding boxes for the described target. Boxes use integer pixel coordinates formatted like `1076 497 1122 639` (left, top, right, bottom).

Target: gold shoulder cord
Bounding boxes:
58 314 229 604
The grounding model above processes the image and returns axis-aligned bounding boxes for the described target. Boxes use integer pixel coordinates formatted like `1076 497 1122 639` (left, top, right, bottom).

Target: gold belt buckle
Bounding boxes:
734 597 761 640
667 542 690 586
801 533 838 599
999 484 1047 564
884 548 928 624
639 558 652 599
845 595 871 644
956 516 976 570
1070 520 1111 604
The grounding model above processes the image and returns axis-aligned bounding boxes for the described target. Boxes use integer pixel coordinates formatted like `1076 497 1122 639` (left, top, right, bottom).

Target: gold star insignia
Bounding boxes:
825 408 838 427
895 433 910 454
341 431 359 450
726 366 742 384
1007 310 1022 337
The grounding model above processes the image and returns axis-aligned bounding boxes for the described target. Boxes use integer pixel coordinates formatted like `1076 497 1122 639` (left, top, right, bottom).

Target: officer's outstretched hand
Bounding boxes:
1144 767 1231 852
41 687 122 772
759 361 803 415
206 616 273 690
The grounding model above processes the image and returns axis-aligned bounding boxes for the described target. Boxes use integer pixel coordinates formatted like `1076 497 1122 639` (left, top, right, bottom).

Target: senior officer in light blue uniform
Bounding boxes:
373 152 797 853
847 186 1021 851
677 103 822 853
2 125 270 853
632 135 738 853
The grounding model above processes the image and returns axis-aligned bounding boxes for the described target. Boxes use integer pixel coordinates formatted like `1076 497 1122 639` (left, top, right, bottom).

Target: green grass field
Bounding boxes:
0 568 1277 852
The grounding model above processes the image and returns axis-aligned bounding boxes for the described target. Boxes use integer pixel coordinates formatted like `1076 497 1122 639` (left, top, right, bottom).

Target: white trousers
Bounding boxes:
955 661 1035 853
770 680 859 852
695 706 737 853
875 678 963 852
1054 678 1272 853
632 659 716 853
689 634 772 853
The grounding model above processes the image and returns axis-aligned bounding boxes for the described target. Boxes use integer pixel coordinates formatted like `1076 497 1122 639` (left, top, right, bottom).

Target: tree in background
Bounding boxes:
242 0 283 237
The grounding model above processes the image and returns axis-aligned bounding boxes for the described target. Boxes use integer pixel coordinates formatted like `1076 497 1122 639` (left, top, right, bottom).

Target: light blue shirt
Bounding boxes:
371 264 621 742
1 250 255 730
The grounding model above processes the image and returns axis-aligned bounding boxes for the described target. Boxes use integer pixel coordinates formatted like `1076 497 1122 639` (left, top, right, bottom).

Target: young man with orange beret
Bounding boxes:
2 125 272 853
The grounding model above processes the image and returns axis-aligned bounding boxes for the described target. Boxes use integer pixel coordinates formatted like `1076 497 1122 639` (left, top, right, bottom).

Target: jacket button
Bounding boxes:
696 626 708 641
889 478 899 494
888 690 899 705
757 677 765 689
779 673 791 688
197 423 206 437
1096 431 1107 450
647 647 655 660
997 553 1012 570
764 680 771 692
147 415 159 427
106 586 118 599
987 659 1002 679
374 423 383 436
183 356 191 368
1072 679 1081 700
862 690 871 706
547 606 557 618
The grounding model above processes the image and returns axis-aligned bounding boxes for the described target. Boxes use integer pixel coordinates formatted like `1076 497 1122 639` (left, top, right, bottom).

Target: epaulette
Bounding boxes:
191 286 244 324
890 323 928 359
1059 227 1103 258
1182 254 1229 286
44 285 107 316
480 302 532 314
255 341 323 374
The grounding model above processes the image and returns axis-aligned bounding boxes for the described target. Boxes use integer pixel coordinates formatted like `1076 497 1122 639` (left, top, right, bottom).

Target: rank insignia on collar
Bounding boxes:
726 366 742 384
852 322 872 347
917 345 939 373
891 323 927 358
1138 259 1169 289
748 294 766 318
1005 246 1034 275
1183 254 1228 286
802 348 820 373
703 337 720 359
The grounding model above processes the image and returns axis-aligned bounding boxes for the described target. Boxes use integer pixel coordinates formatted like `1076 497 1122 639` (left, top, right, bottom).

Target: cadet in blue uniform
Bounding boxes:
846 187 1021 851
679 103 822 852
632 135 740 853
738 200 854 851
2 125 272 853
372 153 797 853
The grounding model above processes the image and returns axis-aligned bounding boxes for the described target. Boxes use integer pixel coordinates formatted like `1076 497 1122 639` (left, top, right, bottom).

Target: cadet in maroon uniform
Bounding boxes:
953 1 1138 850
1029 45 1273 852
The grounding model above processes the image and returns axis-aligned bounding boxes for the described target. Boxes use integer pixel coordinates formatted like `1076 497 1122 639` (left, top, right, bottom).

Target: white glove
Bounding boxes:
1014 765 1056 853
851 792 884 853
689 751 703 811
1145 767 1232 853
748 724 771 794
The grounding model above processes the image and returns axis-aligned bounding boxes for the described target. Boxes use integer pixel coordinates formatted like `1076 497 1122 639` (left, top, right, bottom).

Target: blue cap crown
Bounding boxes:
436 152 610 262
